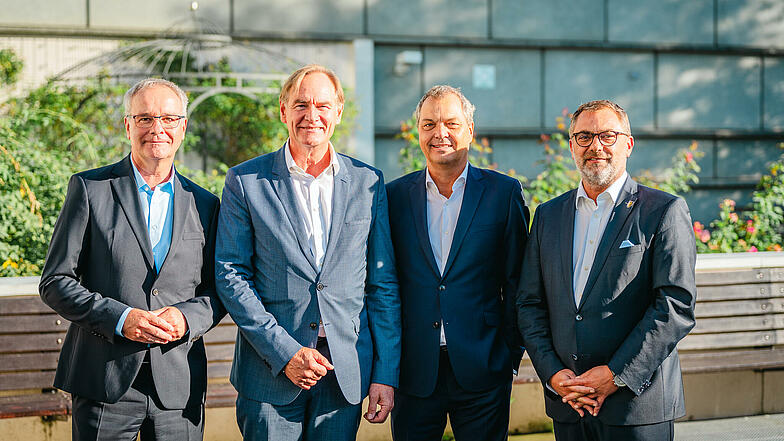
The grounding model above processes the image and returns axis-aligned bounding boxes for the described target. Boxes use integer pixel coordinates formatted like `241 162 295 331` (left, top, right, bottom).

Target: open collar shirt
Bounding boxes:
572 172 628 307
425 162 469 346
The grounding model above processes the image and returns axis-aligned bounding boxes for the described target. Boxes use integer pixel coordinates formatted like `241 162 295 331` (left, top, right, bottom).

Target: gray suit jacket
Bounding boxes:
39 155 225 409
517 177 696 425
214 146 401 406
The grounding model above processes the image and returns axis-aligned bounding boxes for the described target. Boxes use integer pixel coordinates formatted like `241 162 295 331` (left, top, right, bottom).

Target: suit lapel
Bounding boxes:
578 177 639 310
409 171 440 277
322 154 350 270
442 166 484 279
110 156 155 272
560 190 578 313
270 147 319 274
158 172 191 275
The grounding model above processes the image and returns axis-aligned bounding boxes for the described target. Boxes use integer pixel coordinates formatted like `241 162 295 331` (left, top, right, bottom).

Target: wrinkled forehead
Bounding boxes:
130 85 182 111
572 108 626 131
420 94 465 121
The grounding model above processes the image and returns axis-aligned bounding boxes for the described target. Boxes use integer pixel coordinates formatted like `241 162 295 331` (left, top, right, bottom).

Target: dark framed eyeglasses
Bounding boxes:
127 114 186 129
571 130 629 148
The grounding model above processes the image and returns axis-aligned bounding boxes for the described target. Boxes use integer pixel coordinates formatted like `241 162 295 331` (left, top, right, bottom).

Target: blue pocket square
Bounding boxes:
619 240 636 248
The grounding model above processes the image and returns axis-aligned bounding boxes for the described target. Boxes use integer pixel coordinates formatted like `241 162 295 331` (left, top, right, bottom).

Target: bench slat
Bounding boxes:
696 268 784 286
0 352 59 373
0 392 70 419
680 329 784 350
205 343 235 361
203 325 237 344
0 332 65 353
0 296 51 315
697 283 784 301
0 371 56 392
207 361 232 379
0 315 69 334
695 298 784 318
680 348 784 374
691 313 784 334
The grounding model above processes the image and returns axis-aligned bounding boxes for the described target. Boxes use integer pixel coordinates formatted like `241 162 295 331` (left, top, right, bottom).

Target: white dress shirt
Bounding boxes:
425 163 469 346
285 141 340 337
572 172 628 307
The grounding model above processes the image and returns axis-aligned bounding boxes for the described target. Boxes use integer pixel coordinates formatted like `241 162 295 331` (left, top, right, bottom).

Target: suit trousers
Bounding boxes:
553 414 674 441
236 338 362 441
71 359 204 441
391 347 512 441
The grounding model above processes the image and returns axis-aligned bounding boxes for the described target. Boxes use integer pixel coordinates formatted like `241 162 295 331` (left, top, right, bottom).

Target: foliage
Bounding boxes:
695 143 784 253
0 49 23 87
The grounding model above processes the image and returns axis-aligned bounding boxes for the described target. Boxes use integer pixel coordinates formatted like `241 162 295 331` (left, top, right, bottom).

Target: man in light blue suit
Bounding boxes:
215 64 401 441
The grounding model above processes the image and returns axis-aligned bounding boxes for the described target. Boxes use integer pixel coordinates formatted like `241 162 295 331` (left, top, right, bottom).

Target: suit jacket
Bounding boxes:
39 155 225 409
517 176 696 425
387 166 529 397
214 146 400 406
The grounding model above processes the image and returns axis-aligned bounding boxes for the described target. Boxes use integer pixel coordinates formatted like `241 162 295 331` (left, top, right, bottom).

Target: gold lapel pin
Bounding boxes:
626 200 635 209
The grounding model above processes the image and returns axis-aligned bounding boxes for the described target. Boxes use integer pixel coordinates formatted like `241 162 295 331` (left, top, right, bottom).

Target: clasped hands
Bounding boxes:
122 306 188 344
283 347 394 424
549 365 618 418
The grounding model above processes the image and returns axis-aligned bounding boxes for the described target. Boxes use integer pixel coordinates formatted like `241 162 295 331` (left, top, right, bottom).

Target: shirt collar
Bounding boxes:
130 158 175 194
575 171 628 209
284 140 341 178
425 162 469 193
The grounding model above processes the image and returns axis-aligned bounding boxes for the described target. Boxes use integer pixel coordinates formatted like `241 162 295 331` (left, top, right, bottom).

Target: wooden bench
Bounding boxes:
0 294 239 419
679 266 784 374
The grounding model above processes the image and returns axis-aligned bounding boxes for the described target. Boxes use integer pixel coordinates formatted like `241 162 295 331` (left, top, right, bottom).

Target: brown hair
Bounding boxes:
569 99 630 136
279 64 344 106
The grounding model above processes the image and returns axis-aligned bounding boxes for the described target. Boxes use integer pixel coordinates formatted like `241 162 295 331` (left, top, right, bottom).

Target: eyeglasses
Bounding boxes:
571 130 629 148
127 114 185 129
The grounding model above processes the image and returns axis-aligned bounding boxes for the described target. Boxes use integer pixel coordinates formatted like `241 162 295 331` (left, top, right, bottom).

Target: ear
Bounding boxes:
336 103 344 125
625 135 635 158
568 138 577 161
181 117 188 134
279 100 287 124
468 122 474 140
124 116 132 140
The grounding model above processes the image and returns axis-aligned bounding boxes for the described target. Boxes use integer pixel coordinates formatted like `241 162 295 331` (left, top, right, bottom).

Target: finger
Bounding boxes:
559 378 591 387
314 351 334 370
365 394 379 421
147 314 176 332
568 401 584 417
562 391 589 402
310 359 328 377
576 396 599 407
563 385 596 394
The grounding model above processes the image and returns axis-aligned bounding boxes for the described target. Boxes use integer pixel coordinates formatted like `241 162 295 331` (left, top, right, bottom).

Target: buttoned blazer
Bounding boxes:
517 177 697 425
386 166 529 397
214 146 400 406
39 155 225 409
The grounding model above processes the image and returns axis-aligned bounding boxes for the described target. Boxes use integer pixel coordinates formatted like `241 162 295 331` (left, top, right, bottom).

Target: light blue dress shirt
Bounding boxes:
114 160 175 336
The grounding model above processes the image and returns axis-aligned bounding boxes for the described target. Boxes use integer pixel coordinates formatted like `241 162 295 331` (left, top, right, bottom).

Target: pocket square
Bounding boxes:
619 240 636 249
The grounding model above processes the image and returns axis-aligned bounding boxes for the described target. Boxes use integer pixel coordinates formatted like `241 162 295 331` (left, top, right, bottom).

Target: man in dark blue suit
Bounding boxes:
387 85 529 441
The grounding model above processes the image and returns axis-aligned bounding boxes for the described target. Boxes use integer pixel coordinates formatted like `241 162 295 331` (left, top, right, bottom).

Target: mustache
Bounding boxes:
583 153 612 163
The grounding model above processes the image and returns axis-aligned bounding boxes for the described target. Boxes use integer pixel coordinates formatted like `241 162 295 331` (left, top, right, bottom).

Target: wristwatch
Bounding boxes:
610 369 626 387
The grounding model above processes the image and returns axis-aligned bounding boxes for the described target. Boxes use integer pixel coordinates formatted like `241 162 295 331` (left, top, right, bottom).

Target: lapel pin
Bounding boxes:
626 200 635 209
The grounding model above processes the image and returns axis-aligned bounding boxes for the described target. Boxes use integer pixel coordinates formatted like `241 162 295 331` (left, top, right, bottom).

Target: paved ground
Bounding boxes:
510 413 784 441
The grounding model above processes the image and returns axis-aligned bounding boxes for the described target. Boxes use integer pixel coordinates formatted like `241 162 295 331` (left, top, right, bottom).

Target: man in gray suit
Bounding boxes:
517 100 696 441
215 64 400 441
39 78 225 440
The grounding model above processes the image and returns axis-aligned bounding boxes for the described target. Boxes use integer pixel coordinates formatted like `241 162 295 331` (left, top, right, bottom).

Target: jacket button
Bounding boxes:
438 285 445 291
433 321 440 329
576 314 583 321
316 283 325 291
310 322 318 330
571 354 578 361
152 288 159 296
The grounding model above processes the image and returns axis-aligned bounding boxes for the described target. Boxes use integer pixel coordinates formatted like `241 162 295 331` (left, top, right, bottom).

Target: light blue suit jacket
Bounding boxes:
215 146 401 406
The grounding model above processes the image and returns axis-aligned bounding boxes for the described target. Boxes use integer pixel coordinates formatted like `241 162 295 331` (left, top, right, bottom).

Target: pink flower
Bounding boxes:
685 152 694 163
729 213 739 222
693 221 704 233
700 230 710 243
747 226 756 233
722 199 736 208
749 246 758 252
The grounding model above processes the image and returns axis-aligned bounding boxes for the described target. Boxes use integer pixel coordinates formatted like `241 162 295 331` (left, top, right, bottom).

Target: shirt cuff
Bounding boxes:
115 307 132 337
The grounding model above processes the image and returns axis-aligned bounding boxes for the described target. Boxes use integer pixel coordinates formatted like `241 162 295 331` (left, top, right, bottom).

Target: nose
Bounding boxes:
435 123 449 139
149 117 165 133
587 135 604 152
304 104 318 121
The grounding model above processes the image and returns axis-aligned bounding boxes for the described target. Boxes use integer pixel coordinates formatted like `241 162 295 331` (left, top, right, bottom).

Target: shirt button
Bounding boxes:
316 283 325 291
152 288 159 296
571 354 578 361
589 240 593 244
576 314 583 321
310 322 318 330
438 285 446 291
433 322 440 329
584 266 589 271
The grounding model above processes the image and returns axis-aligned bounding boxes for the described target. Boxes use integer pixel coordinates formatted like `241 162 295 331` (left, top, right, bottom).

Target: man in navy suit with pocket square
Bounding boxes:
516 99 697 441
386 85 529 441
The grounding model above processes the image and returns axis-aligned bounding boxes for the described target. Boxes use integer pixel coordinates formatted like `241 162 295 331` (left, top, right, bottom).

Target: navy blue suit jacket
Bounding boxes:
387 165 529 397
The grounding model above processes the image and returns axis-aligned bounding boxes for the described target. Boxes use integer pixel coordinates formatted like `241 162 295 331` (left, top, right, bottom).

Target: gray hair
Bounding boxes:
123 78 189 116
415 85 475 126
568 99 630 137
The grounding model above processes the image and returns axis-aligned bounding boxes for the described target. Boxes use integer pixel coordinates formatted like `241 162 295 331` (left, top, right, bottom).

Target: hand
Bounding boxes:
122 308 175 344
364 383 394 423
284 347 334 390
152 306 188 340
549 369 597 417
559 365 619 417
